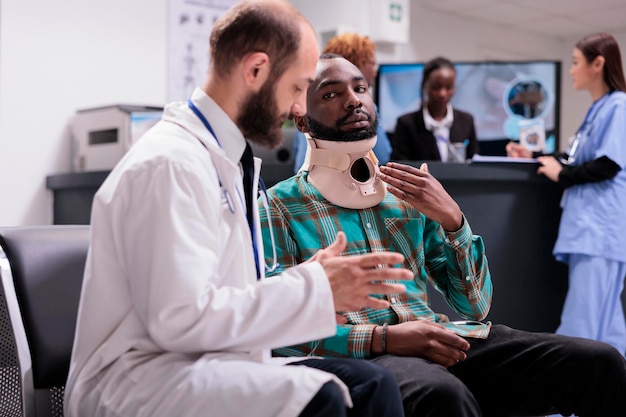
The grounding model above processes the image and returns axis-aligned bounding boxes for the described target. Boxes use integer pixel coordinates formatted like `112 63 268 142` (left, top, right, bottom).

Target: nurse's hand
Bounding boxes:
379 162 463 232
309 232 411 314
537 155 562 182
506 141 533 158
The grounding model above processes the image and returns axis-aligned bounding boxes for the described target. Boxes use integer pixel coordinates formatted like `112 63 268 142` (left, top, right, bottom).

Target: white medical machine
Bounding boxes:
71 104 163 172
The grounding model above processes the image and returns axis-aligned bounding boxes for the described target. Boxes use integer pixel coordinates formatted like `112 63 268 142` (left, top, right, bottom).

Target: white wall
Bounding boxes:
0 0 167 226
1 0 625 226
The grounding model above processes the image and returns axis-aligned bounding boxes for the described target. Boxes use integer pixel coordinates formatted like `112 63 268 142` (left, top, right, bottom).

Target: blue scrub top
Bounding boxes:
553 91 626 263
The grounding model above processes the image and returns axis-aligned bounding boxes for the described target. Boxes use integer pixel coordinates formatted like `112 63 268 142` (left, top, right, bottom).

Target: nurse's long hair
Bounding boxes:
576 32 626 92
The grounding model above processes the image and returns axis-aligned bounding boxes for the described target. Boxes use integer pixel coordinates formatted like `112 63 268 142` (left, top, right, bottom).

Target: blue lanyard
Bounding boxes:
187 99 262 279
565 92 612 163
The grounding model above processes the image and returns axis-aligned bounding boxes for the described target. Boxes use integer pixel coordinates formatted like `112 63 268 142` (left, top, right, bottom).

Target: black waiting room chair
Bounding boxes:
0 226 89 417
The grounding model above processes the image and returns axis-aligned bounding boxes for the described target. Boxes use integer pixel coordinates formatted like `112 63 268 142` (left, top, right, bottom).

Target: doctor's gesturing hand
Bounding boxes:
307 231 411 316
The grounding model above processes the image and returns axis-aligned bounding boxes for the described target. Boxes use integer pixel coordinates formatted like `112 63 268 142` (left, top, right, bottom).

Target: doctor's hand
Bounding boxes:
536 155 562 183
309 232 411 315
385 320 470 368
380 162 463 232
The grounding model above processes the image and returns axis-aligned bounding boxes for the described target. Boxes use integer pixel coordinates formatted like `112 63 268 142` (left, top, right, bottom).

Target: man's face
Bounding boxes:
304 57 377 142
306 58 378 142
238 23 318 149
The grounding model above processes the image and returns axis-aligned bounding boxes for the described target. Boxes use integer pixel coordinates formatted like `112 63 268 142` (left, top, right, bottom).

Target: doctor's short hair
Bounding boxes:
209 0 308 81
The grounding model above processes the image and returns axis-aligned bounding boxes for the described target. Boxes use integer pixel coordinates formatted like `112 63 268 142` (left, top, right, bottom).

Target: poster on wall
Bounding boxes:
167 0 236 102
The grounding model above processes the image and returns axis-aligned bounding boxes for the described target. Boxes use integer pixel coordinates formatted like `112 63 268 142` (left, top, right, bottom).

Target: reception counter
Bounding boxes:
46 170 110 225
47 161 624 333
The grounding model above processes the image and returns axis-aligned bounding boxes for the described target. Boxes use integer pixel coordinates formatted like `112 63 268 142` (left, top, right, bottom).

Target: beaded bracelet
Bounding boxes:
381 322 388 354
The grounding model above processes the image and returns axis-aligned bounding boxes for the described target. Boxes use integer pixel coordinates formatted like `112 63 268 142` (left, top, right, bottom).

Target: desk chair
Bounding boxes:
0 261 24 416
0 226 90 417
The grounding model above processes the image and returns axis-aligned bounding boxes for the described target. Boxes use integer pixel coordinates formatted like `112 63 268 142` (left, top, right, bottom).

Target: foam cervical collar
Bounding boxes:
301 134 386 209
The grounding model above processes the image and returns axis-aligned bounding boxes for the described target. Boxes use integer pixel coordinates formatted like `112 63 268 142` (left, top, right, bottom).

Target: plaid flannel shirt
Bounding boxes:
259 172 492 359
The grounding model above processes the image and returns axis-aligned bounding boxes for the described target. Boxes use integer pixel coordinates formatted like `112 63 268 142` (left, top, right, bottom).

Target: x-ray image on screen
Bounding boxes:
375 61 561 155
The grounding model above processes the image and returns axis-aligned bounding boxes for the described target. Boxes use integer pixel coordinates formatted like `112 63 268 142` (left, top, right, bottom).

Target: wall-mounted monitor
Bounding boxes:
375 60 561 156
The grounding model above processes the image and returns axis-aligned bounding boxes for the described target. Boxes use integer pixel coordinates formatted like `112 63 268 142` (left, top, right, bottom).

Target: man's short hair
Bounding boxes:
319 53 343 61
210 0 306 82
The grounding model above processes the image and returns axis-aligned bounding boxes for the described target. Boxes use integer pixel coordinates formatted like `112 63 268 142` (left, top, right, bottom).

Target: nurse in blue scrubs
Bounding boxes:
509 32 626 356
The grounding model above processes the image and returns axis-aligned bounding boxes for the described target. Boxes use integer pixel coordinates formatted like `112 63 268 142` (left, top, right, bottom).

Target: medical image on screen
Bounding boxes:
375 61 560 155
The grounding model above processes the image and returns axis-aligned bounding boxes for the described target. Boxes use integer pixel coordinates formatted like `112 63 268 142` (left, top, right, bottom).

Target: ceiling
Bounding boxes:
420 0 626 41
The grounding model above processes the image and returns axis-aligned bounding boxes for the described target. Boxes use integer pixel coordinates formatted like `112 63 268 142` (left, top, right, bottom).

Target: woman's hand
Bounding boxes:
506 141 533 158
536 156 563 182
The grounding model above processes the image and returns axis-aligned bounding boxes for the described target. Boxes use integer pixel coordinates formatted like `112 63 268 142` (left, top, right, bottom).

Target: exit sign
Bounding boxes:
369 0 409 44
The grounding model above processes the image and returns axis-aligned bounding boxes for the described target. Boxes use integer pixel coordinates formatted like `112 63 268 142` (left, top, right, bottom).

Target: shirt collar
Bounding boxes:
189 87 247 165
423 104 454 131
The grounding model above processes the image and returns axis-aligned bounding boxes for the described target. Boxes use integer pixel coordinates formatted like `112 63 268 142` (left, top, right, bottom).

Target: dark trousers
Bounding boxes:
289 357 405 417
371 324 626 417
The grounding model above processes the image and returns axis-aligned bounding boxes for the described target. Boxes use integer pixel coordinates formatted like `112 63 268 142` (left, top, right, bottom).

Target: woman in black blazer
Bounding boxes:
390 57 478 162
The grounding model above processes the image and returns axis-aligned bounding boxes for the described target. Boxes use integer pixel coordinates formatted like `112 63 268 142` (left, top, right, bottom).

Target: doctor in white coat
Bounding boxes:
64 1 412 417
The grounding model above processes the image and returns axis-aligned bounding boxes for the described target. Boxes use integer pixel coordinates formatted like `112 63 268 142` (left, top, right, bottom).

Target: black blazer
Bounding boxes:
390 108 478 161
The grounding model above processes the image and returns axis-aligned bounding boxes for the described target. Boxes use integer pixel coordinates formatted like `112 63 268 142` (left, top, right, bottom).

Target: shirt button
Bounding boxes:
366 222 372 228
465 276 471 281
453 240 460 246
391 297 397 304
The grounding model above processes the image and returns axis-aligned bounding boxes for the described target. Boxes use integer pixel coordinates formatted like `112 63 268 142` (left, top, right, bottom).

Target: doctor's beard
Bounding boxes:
237 76 286 149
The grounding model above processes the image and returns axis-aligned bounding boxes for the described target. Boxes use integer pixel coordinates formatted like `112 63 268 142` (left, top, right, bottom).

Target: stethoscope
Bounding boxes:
560 92 611 165
187 99 280 276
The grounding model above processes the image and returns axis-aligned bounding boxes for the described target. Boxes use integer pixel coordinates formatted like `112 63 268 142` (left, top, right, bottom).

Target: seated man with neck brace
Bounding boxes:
259 54 626 417
297 84 385 209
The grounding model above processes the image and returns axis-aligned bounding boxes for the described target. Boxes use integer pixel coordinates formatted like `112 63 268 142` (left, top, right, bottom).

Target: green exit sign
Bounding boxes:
389 2 402 22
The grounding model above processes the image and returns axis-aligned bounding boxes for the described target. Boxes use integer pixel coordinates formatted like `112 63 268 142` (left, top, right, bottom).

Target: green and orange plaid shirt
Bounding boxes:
259 171 492 359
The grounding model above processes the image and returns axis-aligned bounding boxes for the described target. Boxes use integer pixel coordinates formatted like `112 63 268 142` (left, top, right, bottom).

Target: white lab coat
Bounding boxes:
64 88 347 417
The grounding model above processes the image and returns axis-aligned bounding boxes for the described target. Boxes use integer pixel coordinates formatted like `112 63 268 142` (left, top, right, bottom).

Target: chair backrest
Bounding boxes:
0 263 25 416
0 225 90 417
